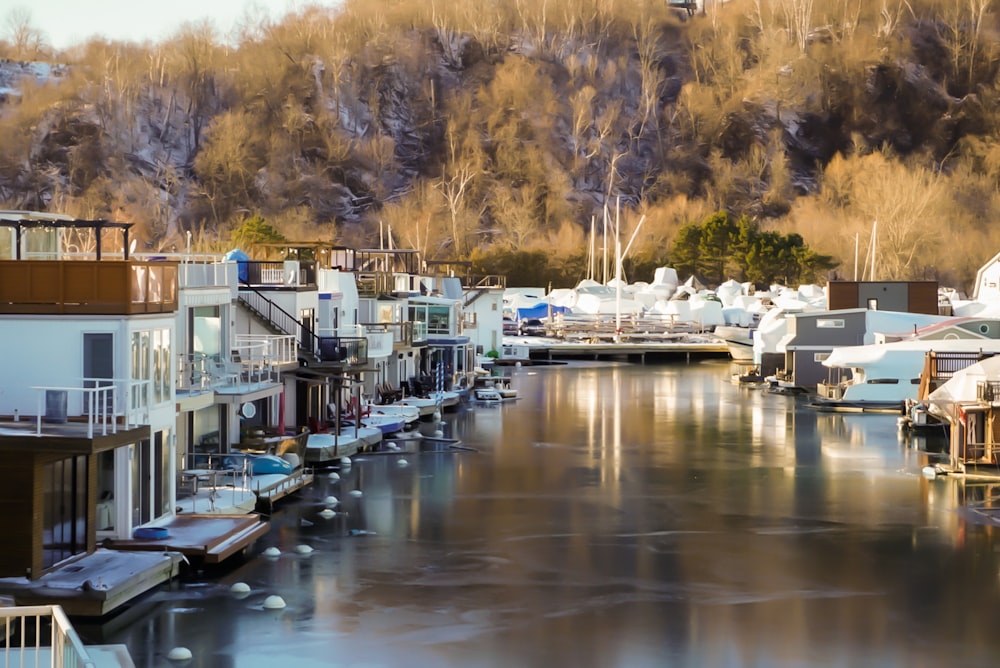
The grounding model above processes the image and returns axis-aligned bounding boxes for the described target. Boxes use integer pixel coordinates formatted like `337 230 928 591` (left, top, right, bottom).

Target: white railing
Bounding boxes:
234 334 297 366
176 352 213 392
0 604 96 668
176 259 235 290
32 379 150 438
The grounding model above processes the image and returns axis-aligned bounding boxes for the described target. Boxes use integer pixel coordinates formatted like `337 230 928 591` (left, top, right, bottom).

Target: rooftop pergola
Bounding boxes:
0 213 134 261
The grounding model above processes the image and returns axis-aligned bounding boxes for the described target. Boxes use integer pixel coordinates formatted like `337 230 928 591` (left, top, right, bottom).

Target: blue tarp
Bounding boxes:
223 248 250 283
516 304 568 320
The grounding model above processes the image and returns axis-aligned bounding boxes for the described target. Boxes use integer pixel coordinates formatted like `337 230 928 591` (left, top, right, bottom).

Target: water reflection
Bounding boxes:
87 360 1000 667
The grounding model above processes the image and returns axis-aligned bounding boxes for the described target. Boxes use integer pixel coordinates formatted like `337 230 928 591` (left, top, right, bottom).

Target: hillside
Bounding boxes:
0 0 998 290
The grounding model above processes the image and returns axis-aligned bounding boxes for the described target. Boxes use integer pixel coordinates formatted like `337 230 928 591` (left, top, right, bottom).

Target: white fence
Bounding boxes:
0 604 96 668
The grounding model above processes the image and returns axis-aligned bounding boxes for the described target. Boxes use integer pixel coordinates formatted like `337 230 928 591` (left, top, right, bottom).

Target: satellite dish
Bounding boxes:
240 402 257 419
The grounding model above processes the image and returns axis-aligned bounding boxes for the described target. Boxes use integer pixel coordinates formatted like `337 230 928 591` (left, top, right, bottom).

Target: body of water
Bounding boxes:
86 360 1000 667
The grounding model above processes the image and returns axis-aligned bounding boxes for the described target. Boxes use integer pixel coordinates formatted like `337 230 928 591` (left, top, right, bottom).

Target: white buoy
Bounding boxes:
433 429 444 437
349 489 363 498
921 466 938 480
294 544 314 555
262 547 281 558
318 508 336 519
397 459 409 467
432 410 442 422
262 595 287 609
340 456 352 467
167 647 193 661
515 361 522 368
323 496 339 507
328 471 341 481
387 442 399 451
230 582 251 594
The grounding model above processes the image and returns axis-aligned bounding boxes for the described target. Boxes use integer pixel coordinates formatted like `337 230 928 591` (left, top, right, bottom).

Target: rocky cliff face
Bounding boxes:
0 1 997 286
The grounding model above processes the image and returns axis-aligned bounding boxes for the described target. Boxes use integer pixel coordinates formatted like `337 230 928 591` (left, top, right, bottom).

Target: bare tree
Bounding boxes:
436 120 485 256
4 7 44 59
849 150 945 280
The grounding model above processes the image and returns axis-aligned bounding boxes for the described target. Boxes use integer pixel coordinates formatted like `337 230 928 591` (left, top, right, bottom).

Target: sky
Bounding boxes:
9 1 342 51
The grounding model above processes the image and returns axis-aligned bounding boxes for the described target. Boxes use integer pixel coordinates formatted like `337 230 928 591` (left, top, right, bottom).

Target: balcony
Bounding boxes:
241 260 316 288
315 337 368 366
0 379 152 441
362 321 416 348
0 260 178 315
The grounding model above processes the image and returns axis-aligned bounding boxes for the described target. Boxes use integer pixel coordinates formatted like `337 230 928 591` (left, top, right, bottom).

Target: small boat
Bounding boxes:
247 453 294 475
345 414 407 435
368 403 421 424
221 452 295 474
473 376 518 401
714 325 755 362
395 395 440 417
474 387 503 402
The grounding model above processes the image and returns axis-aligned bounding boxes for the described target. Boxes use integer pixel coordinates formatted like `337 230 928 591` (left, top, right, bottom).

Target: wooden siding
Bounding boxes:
0 260 178 315
907 281 940 314
0 455 38 578
827 282 859 311
827 281 938 314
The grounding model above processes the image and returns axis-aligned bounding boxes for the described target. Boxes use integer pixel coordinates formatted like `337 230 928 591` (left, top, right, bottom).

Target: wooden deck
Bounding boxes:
0 549 183 617
106 514 270 564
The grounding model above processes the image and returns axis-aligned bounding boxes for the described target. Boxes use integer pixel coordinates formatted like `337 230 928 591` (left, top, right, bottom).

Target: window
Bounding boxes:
133 328 172 408
814 353 830 362
43 456 87 569
427 306 451 334
816 319 845 328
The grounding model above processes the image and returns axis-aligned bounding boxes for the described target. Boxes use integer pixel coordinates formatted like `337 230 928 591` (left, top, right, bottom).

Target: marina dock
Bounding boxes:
514 338 730 363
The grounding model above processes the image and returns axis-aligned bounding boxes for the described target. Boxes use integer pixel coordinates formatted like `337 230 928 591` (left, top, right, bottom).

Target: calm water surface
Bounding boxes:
86 360 1000 667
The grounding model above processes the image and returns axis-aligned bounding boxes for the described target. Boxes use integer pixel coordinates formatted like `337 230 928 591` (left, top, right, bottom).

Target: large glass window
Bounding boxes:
428 306 450 334
132 328 171 407
152 329 171 404
43 455 87 569
96 450 115 532
192 306 222 362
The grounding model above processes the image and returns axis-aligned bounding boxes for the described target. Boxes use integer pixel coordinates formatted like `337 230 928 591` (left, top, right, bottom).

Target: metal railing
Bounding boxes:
234 334 297 367
316 337 369 365
31 379 150 438
356 272 396 297
978 381 1000 402
176 352 213 392
242 260 316 287
0 604 96 667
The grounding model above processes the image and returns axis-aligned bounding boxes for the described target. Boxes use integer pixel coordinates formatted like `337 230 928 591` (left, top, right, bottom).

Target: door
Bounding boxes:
83 332 114 413
132 432 167 526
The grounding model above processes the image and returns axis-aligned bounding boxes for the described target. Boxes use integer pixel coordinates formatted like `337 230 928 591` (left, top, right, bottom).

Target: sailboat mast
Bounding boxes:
853 232 859 282
602 205 609 285
615 199 622 340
